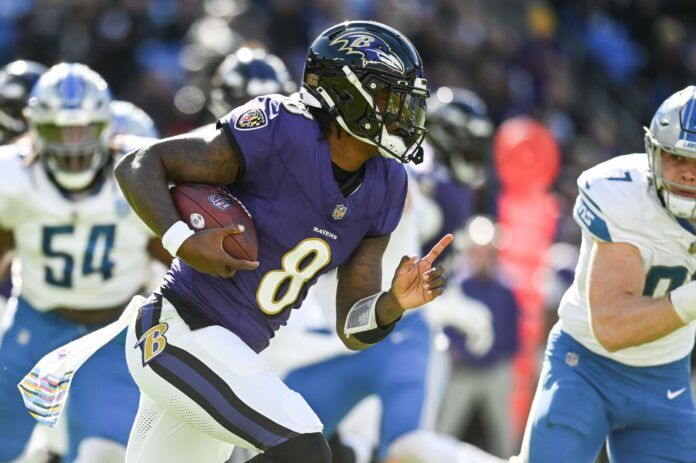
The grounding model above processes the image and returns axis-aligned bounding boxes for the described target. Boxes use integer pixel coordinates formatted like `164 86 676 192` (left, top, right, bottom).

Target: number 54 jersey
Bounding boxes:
160 94 407 353
559 153 696 366
0 144 154 311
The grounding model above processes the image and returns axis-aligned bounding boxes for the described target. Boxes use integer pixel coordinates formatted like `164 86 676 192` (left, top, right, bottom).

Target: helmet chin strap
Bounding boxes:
377 123 407 159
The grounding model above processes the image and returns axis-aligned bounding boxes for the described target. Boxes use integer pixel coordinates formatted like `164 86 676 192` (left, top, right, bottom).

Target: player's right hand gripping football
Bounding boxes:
177 224 259 278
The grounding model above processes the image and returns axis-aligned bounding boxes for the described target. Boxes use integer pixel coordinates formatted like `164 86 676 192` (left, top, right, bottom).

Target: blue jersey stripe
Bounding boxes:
574 197 612 242
579 189 602 213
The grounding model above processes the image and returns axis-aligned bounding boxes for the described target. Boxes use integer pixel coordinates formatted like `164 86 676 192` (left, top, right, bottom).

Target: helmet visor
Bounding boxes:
374 80 428 159
386 90 426 130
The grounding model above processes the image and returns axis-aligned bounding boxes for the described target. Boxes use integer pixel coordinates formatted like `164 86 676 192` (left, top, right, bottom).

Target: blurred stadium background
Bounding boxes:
1 0 695 461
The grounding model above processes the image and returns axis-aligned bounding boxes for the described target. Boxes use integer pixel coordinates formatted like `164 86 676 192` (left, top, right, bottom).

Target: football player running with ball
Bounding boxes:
115 21 453 463
516 86 696 462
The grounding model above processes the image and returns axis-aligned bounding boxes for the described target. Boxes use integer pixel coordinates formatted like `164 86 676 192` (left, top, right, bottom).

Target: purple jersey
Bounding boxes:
161 95 407 352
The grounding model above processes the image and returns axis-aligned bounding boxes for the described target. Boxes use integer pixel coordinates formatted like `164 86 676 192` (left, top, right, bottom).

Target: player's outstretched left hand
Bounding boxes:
390 234 454 311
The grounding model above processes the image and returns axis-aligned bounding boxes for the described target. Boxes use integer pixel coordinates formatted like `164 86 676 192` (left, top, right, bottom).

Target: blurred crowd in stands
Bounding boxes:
2 0 695 244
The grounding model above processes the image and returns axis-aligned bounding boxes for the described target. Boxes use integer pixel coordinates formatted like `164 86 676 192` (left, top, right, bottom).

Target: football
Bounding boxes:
170 184 258 261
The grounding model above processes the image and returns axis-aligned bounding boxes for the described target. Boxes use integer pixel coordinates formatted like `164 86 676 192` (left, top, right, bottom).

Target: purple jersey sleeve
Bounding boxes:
217 95 322 185
217 96 285 183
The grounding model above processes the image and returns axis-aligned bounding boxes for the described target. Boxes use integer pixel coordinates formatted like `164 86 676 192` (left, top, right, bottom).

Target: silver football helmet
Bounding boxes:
25 63 112 191
645 85 696 219
110 100 159 138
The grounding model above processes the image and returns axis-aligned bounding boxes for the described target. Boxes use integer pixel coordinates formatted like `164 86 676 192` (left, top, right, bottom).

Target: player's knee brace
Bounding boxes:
248 432 331 463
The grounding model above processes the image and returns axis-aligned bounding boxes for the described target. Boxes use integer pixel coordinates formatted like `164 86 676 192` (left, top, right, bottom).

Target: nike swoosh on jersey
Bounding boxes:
667 387 687 400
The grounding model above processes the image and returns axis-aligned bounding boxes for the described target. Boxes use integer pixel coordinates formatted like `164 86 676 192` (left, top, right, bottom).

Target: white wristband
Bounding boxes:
344 291 386 336
669 281 696 323
162 221 195 257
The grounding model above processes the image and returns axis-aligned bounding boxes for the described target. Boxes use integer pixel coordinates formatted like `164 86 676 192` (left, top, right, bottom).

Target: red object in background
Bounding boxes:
494 116 560 194
171 184 258 261
494 117 561 439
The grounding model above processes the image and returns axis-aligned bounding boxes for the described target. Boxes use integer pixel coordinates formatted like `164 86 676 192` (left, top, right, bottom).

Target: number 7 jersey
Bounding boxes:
0 144 154 311
559 153 696 366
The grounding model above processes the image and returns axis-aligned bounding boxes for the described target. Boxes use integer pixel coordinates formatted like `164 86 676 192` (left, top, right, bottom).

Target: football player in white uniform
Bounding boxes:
0 60 47 317
516 86 696 462
0 63 167 463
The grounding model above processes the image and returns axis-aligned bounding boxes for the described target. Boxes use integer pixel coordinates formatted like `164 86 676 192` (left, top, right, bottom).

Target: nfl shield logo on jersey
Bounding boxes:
332 204 347 220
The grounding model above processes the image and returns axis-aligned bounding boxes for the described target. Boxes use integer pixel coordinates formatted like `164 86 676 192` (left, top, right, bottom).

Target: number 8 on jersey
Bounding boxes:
256 238 331 315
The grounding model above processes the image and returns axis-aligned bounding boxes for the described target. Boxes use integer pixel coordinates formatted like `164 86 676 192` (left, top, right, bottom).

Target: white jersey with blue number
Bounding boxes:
0 145 154 311
559 153 696 367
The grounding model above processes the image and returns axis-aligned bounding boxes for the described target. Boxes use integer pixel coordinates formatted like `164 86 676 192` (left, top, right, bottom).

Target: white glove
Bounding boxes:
424 285 494 357
669 280 696 323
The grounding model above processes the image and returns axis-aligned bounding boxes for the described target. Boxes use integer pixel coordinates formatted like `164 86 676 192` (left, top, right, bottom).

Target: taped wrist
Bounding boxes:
162 220 195 257
669 281 696 323
344 291 400 344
